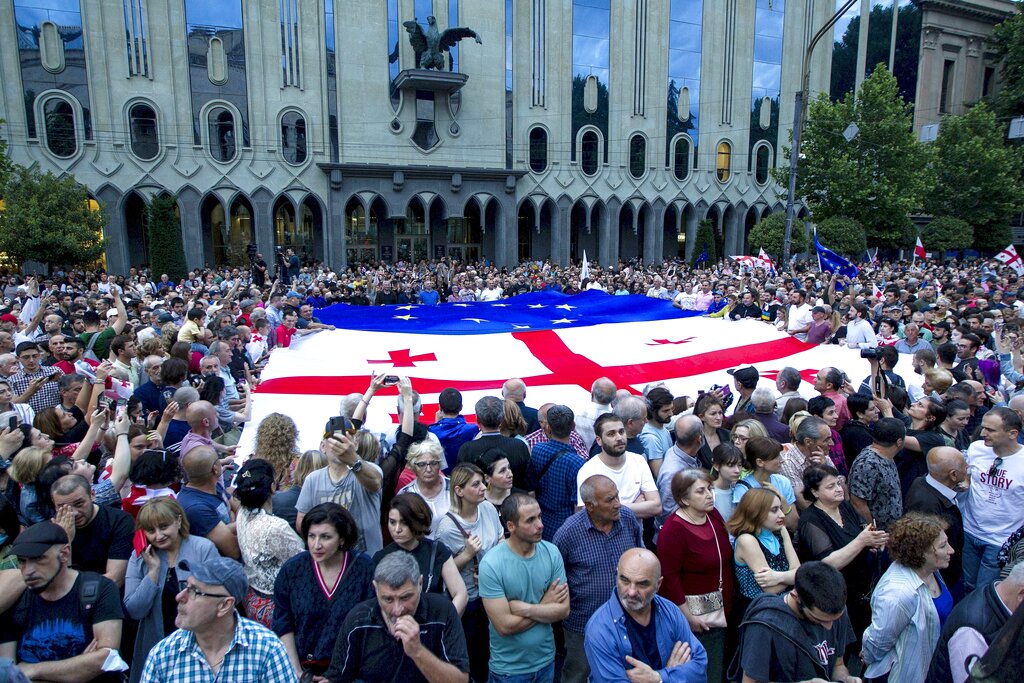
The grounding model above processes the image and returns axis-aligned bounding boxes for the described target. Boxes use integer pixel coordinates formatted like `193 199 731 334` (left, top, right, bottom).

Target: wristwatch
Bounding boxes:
349 458 364 473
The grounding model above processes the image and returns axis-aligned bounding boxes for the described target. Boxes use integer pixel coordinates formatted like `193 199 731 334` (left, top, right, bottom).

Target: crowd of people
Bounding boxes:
0 251 1021 682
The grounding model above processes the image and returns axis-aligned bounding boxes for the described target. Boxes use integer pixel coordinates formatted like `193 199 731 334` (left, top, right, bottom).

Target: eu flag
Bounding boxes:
696 242 709 266
814 230 859 279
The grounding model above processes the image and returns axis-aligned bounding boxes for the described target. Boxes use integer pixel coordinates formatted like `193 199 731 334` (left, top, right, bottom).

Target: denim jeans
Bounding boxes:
962 532 1001 592
487 661 555 683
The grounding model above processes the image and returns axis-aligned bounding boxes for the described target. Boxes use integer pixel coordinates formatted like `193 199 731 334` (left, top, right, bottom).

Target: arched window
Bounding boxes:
129 103 159 160
529 127 548 173
581 130 599 176
280 111 307 164
208 107 236 162
43 98 77 158
754 144 771 185
673 137 691 181
716 141 731 183
629 134 646 179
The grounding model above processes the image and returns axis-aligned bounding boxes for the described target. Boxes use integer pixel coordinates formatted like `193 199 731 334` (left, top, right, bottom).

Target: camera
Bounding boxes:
324 415 357 439
860 348 880 360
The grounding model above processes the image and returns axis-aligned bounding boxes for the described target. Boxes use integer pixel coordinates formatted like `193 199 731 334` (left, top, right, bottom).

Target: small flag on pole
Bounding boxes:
814 229 859 279
758 248 777 277
995 244 1024 275
914 237 926 263
580 250 590 285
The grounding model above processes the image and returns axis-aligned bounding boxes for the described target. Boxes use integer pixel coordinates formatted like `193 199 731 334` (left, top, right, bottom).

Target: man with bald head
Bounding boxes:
554 475 643 683
656 415 705 527
905 446 967 589
502 377 541 433
179 400 220 457
178 445 240 559
585 548 706 682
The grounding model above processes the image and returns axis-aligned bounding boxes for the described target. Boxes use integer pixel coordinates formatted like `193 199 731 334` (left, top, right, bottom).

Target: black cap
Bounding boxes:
727 366 760 388
11 522 68 558
157 312 175 323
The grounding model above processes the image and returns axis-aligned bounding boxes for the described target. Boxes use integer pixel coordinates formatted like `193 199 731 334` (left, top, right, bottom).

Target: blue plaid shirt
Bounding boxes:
527 440 585 541
553 507 643 633
140 617 297 683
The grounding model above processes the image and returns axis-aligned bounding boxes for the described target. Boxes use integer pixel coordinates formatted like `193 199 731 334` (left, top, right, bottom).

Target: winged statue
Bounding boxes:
402 16 481 71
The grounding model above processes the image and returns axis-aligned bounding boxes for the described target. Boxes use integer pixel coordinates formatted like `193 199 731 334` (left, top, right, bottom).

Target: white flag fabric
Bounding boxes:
995 244 1024 275
238 291 921 455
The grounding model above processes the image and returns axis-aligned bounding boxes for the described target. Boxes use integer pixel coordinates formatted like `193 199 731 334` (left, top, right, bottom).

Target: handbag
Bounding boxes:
683 519 728 628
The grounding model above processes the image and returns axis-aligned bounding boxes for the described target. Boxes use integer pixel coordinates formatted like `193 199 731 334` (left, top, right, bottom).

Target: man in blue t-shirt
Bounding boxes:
179 446 240 559
479 493 569 681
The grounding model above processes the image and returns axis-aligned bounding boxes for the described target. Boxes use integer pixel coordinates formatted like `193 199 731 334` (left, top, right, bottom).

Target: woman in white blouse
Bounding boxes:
234 458 305 627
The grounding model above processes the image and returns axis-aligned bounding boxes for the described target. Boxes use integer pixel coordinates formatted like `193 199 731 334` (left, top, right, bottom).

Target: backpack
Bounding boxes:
82 332 101 362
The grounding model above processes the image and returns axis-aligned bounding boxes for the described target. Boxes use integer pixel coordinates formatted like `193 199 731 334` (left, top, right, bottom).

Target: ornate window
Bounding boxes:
129 103 159 160
208 107 236 162
629 134 646 179
580 130 599 176
529 127 548 173
43 97 77 158
716 141 731 183
754 144 771 185
280 110 307 164
673 137 691 181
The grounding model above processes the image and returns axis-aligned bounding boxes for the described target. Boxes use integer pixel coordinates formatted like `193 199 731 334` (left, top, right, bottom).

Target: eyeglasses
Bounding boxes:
413 461 442 470
184 585 230 600
989 457 1004 478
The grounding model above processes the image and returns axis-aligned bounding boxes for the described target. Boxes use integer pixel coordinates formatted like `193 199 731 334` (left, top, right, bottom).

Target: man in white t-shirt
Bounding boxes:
575 414 661 519
786 289 814 341
961 407 1024 591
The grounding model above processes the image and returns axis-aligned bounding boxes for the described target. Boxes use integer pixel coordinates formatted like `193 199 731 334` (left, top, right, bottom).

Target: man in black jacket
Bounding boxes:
904 446 967 590
926 561 1024 683
457 395 531 490
729 290 761 320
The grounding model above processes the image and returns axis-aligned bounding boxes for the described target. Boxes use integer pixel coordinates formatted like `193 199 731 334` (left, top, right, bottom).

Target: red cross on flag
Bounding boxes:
996 244 1024 275
237 292 922 454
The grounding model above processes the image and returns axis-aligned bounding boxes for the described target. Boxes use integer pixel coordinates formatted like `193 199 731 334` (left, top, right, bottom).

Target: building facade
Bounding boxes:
0 0 1015 272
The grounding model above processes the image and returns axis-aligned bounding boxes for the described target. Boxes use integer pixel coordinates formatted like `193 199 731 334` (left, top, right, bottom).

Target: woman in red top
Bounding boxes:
657 468 733 683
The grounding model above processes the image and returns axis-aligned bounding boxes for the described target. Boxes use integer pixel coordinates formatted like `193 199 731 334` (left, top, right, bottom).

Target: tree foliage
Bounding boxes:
0 166 105 268
989 7 1024 118
0 119 12 194
830 3 921 104
747 212 807 262
923 216 973 257
691 219 718 267
778 66 933 250
146 195 188 282
813 216 867 259
926 102 1024 252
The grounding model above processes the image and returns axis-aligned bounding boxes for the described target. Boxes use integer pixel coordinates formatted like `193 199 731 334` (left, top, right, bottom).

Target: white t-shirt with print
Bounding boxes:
962 440 1024 546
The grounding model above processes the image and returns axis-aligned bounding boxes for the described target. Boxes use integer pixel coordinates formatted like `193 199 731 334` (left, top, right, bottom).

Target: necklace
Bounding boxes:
678 507 707 525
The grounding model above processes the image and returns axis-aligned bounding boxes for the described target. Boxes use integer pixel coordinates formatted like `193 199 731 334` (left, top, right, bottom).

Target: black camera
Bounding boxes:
324 415 357 439
860 348 880 360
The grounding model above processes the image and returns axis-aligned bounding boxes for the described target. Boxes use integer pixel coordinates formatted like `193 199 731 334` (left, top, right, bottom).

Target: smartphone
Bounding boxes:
323 415 356 439
382 375 400 386
0 411 18 431
116 402 127 421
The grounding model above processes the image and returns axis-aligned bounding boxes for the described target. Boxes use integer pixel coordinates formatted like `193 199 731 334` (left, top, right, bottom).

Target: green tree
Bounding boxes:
813 216 867 259
989 7 1024 118
146 194 188 281
691 219 718 268
0 166 104 269
926 102 1024 252
777 66 933 249
0 119 12 194
922 216 973 258
748 212 807 261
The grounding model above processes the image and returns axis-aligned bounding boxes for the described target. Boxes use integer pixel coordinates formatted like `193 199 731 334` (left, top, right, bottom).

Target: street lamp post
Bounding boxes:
782 0 859 265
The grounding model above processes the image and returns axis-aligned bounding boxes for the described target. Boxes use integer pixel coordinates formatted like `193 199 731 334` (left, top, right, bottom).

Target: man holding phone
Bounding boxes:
8 342 63 413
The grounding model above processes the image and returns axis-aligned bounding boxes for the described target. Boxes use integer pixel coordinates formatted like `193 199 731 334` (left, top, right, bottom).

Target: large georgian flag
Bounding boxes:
239 291 919 454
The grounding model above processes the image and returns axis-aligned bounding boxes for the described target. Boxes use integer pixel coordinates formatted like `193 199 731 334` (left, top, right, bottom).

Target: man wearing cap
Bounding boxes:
141 557 296 681
726 366 759 422
0 522 124 682
326 551 469 683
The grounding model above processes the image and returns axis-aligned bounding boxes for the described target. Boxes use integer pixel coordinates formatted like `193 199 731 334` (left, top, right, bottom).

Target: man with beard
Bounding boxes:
576 414 661 520
0 522 123 682
584 548 706 682
639 388 674 478
326 551 469 683
480 493 569 683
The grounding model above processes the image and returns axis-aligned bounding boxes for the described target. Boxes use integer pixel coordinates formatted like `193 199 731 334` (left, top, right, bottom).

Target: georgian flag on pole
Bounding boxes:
238 291 921 455
758 248 777 277
914 237 926 264
995 244 1024 275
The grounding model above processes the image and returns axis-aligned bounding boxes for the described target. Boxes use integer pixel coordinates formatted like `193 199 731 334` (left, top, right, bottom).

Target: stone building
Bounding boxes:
0 0 1016 272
